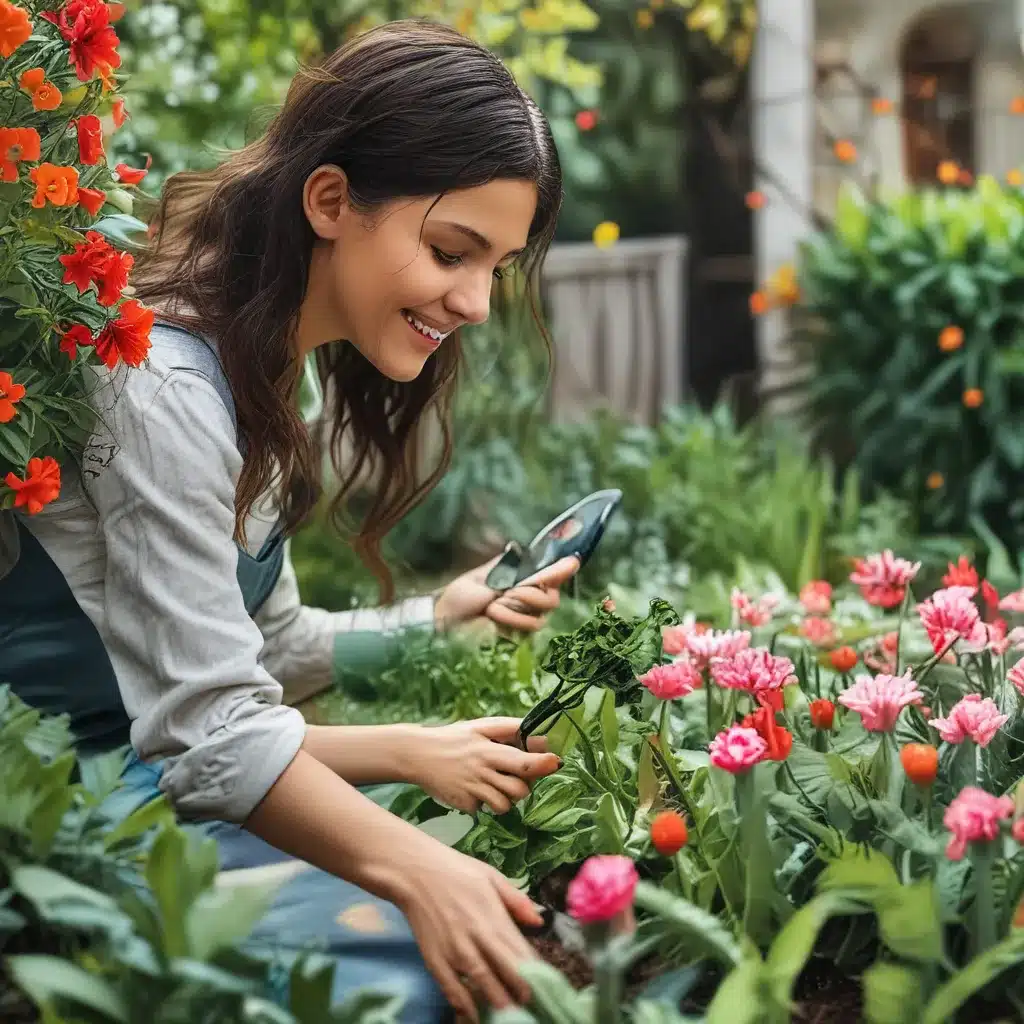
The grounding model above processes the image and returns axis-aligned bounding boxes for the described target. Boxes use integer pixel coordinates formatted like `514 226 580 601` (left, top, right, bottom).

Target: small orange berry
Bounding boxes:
871 97 892 115
963 388 984 409
829 646 858 673
808 698 835 730
938 325 963 352
1008 169 1024 187
636 8 654 29
833 139 857 163
650 810 688 856
749 291 769 316
938 161 960 185
926 471 945 490
1011 97 1024 115
745 190 766 210
900 743 938 786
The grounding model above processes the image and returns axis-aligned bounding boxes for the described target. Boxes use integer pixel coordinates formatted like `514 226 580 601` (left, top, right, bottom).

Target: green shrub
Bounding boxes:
799 177 1024 581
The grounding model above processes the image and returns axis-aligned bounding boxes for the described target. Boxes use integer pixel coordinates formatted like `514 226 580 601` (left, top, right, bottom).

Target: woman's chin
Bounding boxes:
350 340 430 382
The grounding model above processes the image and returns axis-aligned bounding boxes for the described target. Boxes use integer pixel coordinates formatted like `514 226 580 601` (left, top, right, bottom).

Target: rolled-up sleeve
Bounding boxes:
85 367 307 823
255 547 436 707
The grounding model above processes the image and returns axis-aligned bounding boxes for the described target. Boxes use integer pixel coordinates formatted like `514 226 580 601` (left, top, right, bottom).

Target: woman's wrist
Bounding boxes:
302 722 426 786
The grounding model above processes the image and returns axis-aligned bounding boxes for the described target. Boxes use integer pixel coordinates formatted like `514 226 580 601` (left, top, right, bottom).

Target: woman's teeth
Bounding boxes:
403 311 449 342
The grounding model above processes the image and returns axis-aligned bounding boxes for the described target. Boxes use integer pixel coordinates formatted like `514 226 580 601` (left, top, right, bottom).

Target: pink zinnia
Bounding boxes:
639 659 701 700
710 647 795 696
678 627 751 669
709 725 768 773
799 580 832 615
730 588 778 627
838 671 922 732
849 550 921 608
800 616 838 647
930 694 1008 748
917 586 988 655
566 855 639 924
1000 589 1024 613
943 786 1014 861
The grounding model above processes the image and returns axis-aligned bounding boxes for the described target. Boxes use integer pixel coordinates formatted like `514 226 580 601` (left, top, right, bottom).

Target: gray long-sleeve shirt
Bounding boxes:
22 334 434 823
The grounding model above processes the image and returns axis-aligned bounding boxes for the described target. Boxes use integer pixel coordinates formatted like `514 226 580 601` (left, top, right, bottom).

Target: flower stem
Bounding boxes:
971 842 998 957
593 942 623 1024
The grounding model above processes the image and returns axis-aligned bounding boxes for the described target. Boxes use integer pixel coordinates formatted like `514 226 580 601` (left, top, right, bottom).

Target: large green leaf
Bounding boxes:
7 955 128 1021
862 961 924 1024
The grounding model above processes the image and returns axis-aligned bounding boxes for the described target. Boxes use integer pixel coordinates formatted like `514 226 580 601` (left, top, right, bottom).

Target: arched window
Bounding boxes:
900 6 978 184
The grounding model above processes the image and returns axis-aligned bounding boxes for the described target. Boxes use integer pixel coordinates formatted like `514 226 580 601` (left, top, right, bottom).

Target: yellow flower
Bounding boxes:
767 263 800 306
592 221 620 249
636 8 654 29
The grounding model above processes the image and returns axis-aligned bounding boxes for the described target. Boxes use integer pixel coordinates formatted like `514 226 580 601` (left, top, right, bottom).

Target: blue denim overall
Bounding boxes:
0 325 448 1023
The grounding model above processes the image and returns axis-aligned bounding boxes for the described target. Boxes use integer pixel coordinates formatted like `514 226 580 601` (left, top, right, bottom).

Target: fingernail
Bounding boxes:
556 757 564 769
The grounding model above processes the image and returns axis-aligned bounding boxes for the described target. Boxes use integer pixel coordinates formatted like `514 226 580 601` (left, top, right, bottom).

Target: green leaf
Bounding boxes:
875 880 944 963
7 955 127 1022
186 883 275 960
704 956 766 1024
922 929 1024 1023
11 865 118 919
103 793 175 849
818 845 900 894
862 961 923 1024
417 811 475 847
633 880 741 966
835 182 870 251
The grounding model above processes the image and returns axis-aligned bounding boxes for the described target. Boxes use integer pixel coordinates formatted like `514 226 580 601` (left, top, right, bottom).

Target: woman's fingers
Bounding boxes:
484 744 560 780
486 601 546 632
455 938 518 1011
484 769 531 805
503 584 560 613
472 781 513 815
426 952 480 1021
518 555 580 590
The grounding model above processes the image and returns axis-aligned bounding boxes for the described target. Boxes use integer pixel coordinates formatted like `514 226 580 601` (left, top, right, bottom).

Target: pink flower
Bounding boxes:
838 671 923 732
930 694 1008 748
566 855 639 924
1013 818 1024 844
1001 589 1024 613
943 786 1014 860
639 659 701 700
709 725 768 773
849 550 921 608
677 627 751 669
918 586 988 654
799 580 832 615
800 616 838 647
993 627 1024 657
1009 661 1024 697
710 647 795 697
730 588 778 627
662 624 690 656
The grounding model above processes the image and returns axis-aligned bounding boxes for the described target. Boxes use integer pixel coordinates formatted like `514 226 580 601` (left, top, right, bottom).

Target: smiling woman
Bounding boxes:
1 17 574 1024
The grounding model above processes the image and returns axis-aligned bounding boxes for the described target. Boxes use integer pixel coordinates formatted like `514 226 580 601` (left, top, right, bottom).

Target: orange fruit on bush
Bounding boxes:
650 810 688 856
829 646 858 673
900 743 938 786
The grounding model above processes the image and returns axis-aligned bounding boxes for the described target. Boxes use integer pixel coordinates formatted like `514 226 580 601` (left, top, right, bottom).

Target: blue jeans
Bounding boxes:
106 754 449 1024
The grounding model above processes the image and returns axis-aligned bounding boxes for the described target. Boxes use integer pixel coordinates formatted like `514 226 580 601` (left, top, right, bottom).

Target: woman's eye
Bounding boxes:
431 247 463 268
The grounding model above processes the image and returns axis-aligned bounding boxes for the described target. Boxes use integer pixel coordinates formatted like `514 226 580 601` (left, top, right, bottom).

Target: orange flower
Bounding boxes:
41 0 122 83
58 323 93 360
963 388 984 409
0 370 26 423
94 299 154 369
808 698 835 731
1012 97 1024 115
114 156 149 185
29 163 79 208
78 186 105 215
19 68 63 111
75 114 104 165
829 646 858 673
0 0 32 58
749 291 769 315
833 139 857 163
926 471 945 490
937 160 960 185
745 190 766 210
1008 169 1024 187
871 97 892 115
0 126 40 182
650 810 688 856
740 705 793 761
5 456 61 514
899 743 938 786
59 231 133 307
938 325 963 352
111 97 128 128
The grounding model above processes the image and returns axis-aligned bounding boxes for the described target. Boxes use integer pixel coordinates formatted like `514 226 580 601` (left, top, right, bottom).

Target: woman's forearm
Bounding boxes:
301 722 424 786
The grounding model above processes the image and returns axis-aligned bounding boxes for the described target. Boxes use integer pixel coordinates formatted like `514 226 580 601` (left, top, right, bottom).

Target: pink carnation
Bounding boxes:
799 580 832 615
1009 660 1024 697
638 659 701 700
1000 589 1024 613
849 550 920 608
943 786 1014 861
837 671 922 732
709 725 768 773
800 616 838 647
678 627 751 669
993 627 1024 657
730 588 778 627
566 855 639 924
710 647 795 696
930 694 1008 748
917 586 988 655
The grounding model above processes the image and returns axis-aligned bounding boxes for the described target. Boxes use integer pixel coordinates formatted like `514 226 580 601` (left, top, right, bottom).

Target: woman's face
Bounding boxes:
302 172 538 381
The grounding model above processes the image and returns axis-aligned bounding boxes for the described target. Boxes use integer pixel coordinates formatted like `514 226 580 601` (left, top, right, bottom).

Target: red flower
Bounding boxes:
111 97 127 128
59 231 133 306
94 299 153 369
829 645 858 673
650 810 688 856
981 579 1000 615
942 556 979 590
58 323 93 359
808 698 835 730
76 114 104 165
0 370 26 422
77 186 105 215
740 705 793 761
114 155 149 185
42 0 122 82
5 456 61 514
574 109 598 131
0 126 41 182
0 0 32 59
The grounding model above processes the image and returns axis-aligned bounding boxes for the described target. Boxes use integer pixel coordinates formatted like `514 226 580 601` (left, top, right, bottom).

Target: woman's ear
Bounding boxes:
303 164 350 240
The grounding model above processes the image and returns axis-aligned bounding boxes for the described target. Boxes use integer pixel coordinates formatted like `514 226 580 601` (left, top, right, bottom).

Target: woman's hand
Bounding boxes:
405 717 560 815
434 555 579 633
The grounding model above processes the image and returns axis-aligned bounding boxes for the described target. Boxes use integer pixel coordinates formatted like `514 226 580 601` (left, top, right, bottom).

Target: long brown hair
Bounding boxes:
132 20 563 600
